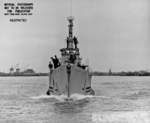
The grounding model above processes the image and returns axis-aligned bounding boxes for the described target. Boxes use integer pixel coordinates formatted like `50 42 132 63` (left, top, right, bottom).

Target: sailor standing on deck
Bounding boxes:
51 55 60 68
48 61 53 69
73 36 78 49
54 55 61 66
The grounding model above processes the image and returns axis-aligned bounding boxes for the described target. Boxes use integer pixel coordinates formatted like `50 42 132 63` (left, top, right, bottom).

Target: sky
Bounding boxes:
0 0 150 72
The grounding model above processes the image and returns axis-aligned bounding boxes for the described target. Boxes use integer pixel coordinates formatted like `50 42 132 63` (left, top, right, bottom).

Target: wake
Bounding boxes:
31 94 68 102
30 93 111 102
30 94 97 102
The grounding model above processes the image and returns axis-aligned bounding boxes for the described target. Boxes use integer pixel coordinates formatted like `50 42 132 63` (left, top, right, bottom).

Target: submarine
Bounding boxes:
46 16 95 98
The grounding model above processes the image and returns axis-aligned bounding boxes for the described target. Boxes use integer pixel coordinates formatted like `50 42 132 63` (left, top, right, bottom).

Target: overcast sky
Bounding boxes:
0 0 150 72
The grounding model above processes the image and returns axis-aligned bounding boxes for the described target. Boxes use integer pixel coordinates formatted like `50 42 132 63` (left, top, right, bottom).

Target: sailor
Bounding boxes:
54 55 61 66
48 61 53 69
73 36 78 49
69 54 76 63
66 37 69 48
51 55 61 68
77 62 86 69
77 62 81 68
51 57 57 68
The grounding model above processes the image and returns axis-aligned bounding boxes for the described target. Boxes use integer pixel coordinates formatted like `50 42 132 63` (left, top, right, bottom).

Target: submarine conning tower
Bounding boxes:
60 16 81 64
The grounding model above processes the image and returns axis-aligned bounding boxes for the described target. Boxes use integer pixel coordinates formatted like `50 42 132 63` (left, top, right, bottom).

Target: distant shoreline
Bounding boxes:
0 71 150 77
91 71 150 76
0 73 48 77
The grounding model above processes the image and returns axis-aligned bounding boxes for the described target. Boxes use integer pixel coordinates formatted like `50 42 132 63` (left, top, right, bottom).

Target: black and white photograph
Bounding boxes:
0 0 150 122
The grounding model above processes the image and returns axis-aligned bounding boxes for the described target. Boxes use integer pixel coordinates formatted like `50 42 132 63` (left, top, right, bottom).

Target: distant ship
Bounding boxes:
46 16 95 98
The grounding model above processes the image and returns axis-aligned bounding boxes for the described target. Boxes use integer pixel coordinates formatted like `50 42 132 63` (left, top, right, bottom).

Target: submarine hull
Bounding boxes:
46 64 95 97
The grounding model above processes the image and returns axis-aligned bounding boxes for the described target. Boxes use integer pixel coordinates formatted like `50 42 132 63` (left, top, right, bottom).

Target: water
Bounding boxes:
0 76 150 123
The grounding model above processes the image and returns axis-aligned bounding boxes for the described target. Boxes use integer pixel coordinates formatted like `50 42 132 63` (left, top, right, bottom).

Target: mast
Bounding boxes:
67 16 74 49
68 16 73 38
60 0 80 60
